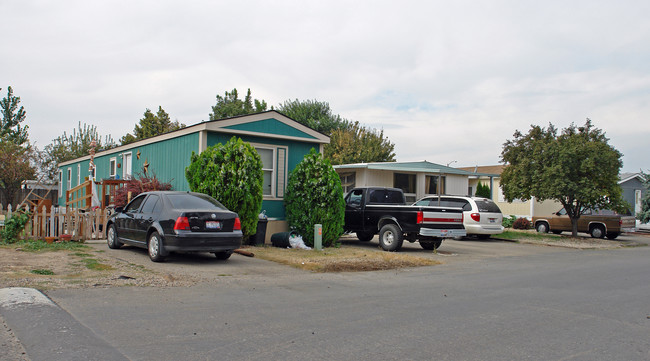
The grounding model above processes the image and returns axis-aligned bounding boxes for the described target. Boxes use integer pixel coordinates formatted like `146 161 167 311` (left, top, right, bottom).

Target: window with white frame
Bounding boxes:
77 164 81 185
58 170 62 194
340 173 356 194
67 168 72 190
256 147 275 196
252 144 288 198
110 157 117 178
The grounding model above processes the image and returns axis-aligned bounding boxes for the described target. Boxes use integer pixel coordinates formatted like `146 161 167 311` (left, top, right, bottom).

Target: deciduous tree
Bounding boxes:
209 88 267 120
121 106 185 145
43 122 116 180
0 140 35 205
277 99 349 135
325 122 395 165
500 119 625 236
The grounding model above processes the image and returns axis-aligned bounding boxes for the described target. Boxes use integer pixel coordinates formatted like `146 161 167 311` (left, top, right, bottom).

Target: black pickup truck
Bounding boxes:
344 187 466 251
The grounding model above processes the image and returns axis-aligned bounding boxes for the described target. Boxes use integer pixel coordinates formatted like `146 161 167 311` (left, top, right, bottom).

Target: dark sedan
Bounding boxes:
106 191 242 262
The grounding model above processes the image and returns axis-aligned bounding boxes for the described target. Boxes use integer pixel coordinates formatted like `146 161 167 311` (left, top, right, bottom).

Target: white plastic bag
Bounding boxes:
289 234 311 250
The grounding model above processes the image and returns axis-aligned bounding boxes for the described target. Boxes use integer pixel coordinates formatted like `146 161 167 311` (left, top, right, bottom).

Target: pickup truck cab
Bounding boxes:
532 207 636 239
344 187 466 251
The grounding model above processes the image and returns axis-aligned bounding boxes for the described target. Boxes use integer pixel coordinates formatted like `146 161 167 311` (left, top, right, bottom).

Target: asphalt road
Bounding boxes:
3 234 650 360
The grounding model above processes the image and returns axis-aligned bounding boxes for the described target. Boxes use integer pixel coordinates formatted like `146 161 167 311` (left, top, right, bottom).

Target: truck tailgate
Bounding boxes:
420 208 466 238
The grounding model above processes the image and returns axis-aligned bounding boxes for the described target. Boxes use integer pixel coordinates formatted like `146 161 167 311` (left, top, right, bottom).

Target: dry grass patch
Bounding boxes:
251 245 439 272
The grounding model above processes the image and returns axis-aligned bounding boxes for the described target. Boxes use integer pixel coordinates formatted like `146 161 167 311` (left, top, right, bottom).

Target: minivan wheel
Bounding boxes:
148 232 166 262
420 239 442 250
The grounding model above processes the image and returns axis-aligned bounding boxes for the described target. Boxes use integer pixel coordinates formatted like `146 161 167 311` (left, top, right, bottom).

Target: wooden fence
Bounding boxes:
0 203 111 242
65 179 128 211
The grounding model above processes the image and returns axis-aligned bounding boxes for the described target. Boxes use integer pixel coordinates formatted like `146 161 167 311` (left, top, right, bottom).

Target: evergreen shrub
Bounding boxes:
475 181 491 198
285 149 345 247
185 137 263 238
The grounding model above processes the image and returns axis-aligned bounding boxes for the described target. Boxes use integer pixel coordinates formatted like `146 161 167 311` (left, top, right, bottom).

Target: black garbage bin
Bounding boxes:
271 231 296 248
252 218 268 246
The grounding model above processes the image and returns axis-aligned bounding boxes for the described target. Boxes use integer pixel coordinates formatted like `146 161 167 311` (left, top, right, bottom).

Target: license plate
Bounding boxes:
489 218 496 223
440 230 448 236
206 221 221 230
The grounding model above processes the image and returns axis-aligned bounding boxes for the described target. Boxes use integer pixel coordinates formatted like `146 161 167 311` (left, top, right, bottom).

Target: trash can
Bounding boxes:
251 211 268 246
271 231 296 248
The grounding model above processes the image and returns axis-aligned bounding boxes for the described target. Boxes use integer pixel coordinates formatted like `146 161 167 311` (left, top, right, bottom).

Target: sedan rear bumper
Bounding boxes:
163 231 243 252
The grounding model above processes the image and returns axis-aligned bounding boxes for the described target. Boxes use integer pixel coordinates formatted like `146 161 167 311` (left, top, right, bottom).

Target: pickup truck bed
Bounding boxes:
345 187 466 251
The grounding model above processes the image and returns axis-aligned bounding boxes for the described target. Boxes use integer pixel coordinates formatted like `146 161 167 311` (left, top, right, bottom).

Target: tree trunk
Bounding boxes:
571 217 579 237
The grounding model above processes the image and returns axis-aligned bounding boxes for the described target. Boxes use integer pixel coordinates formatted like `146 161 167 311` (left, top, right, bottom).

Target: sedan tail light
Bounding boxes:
470 213 480 222
174 216 190 231
234 217 241 231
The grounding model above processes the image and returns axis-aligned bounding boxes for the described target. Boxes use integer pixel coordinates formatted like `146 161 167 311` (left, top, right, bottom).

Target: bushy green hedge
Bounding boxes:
285 149 345 247
185 137 263 238
0 211 31 244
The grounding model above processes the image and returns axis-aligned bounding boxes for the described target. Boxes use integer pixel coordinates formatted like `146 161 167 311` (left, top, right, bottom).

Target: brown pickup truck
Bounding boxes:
532 208 636 239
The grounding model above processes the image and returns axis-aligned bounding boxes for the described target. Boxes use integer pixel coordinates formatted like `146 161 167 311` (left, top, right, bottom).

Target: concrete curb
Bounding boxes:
0 288 128 361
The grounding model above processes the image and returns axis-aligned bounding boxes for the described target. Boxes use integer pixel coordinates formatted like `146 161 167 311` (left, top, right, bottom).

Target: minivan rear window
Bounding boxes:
475 200 501 213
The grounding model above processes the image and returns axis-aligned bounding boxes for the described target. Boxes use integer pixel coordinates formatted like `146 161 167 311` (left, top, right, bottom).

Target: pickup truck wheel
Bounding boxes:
606 232 620 240
590 225 605 239
356 232 374 242
379 224 403 252
536 222 549 233
420 239 442 250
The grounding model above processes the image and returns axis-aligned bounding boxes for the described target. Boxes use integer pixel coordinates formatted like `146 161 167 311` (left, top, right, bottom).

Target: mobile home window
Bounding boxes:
256 147 275 196
425 175 446 195
394 173 416 194
110 157 117 178
339 173 356 194
58 170 62 194
77 164 81 185
67 168 72 190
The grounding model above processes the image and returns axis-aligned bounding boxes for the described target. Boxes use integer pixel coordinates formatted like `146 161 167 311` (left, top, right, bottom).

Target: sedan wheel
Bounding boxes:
214 251 233 260
106 224 122 249
148 232 166 262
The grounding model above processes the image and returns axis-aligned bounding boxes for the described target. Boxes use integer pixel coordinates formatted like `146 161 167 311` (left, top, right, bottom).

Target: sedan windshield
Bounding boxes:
166 193 227 210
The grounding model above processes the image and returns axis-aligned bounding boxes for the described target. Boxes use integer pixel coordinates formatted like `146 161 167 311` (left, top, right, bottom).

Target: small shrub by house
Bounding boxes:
285 149 345 247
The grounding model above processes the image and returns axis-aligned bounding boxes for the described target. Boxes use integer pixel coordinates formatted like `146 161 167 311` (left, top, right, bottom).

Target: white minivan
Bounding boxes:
414 196 504 238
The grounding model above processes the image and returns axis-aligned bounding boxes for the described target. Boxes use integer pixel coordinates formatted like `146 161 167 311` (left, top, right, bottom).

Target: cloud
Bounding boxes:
1 0 648 172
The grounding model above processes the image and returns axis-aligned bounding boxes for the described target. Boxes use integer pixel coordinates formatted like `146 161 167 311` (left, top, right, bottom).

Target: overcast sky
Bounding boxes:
2 0 648 172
